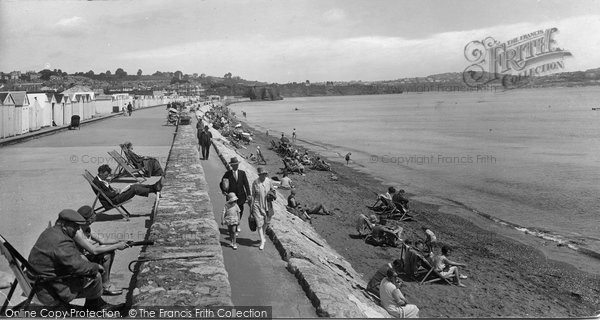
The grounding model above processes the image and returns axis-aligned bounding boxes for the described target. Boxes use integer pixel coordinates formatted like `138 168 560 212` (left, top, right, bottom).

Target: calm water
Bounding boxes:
229 87 600 254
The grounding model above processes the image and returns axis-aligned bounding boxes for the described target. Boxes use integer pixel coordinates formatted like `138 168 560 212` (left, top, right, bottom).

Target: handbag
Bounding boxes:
248 213 257 232
267 189 277 202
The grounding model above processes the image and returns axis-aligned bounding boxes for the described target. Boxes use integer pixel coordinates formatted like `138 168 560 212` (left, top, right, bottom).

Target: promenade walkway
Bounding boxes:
196 118 317 317
0 106 172 306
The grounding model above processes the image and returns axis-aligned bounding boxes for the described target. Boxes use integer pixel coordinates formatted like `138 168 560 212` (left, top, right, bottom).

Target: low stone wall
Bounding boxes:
131 123 233 307
204 114 389 318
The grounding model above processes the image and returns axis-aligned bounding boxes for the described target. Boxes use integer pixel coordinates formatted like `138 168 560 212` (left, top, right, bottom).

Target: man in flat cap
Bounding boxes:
27 209 113 310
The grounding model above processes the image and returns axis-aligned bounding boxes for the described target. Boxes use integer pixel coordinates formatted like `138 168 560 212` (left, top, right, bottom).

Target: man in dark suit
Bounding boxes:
27 209 114 310
92 164 161 205
220 157 251 231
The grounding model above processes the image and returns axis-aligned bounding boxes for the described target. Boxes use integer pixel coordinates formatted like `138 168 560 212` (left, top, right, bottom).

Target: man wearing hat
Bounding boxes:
73 206 129 296
27 209 113 310
220 157 251 232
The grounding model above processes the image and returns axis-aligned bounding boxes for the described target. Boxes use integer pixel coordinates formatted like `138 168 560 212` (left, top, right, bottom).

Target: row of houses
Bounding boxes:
0 90 175 139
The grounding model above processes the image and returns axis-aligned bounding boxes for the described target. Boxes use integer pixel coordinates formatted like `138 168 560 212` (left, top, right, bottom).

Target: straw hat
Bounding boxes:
226 192 238 203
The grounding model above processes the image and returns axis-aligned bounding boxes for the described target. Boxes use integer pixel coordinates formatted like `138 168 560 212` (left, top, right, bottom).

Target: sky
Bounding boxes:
1 0 600 83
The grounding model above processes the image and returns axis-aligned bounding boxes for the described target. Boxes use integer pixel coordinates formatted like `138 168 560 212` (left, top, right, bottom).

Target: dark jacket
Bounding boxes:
199 130 212 146
220 169 251 202
27 225 100 303
92 176 119 200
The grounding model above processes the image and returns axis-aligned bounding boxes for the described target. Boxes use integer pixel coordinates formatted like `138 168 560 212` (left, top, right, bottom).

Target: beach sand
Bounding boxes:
232 122 600 318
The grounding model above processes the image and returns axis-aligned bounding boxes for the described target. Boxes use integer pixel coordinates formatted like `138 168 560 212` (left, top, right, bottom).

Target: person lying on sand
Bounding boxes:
286 189 332 222
431 245 468 287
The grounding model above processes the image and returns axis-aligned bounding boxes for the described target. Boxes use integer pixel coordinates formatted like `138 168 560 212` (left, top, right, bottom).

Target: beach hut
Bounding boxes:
0 92 16 138
59 94 73 125
47 93 63 126
92 95 115 114
7 91 30 134
26 94 43 131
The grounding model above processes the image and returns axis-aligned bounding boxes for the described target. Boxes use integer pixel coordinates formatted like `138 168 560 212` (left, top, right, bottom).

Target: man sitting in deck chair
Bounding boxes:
93 164 162 206
366 259 404 297
73 206 129 296
371 187 397 211
392 189 410 213
120 141 164 177
27 209 118 310
430 245 468 287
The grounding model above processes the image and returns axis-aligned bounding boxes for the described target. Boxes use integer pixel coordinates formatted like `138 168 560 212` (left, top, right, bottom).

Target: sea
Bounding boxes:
228 87 600 258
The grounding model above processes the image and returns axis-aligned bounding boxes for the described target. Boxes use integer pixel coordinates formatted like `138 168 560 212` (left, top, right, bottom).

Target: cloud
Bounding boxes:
323 8 346 23
56 16 84 27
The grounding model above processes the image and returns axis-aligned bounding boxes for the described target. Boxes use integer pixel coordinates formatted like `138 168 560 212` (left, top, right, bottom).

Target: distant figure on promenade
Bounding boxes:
27 209 115 310
199 125 213 160
243 111 247 118
127 102 133 116
73 206 128 296
380 269 419 318
345 152 352 165
251 167 275 250
121 141 164 177
266 130 269 136
222 193 241 250
220 157 252 232
93 164 162 205
292 128 296 142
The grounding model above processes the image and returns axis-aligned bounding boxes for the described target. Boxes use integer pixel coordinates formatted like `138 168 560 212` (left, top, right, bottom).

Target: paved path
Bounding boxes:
0 106 174 306
198 124 317 317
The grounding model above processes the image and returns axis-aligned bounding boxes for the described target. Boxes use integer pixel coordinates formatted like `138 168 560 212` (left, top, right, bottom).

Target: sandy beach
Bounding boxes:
229 118 600 318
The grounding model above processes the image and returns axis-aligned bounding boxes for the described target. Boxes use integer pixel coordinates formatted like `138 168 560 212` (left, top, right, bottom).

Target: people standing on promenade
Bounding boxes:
221 193 241 250
220 157 251 232
380 269 419 318
93 164 162 205
27 209 115 310
251 167 275 250
345 152 352 165
199 125 213 160
127 102 133 116
73 206 128 296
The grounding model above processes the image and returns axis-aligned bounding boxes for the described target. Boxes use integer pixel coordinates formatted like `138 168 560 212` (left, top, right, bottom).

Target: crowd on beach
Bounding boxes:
198 104 473 318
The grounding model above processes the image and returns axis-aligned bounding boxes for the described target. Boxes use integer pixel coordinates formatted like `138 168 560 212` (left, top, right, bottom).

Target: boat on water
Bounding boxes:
592 107 600 111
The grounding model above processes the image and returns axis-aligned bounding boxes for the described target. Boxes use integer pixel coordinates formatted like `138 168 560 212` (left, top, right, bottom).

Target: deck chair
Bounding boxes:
416 252 454 286
82 169 131 221
120 146 143 170
0 234 89 313
107 150 147 183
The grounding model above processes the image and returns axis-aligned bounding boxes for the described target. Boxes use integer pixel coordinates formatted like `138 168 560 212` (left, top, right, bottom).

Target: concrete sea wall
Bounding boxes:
130 123 232 307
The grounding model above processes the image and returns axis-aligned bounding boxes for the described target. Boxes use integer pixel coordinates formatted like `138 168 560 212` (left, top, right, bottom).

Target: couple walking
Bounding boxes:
220 157 275 250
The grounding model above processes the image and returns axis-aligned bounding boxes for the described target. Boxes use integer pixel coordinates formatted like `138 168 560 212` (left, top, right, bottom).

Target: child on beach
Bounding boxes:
222 192 241 249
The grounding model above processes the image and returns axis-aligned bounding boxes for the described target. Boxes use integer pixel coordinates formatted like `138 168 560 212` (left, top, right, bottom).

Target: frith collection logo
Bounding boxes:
463 28 572 88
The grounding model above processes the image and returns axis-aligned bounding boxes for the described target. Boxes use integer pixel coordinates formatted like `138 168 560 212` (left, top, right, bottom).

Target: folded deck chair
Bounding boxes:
107 150 147 183
82 169 131 221
0 234 90 313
